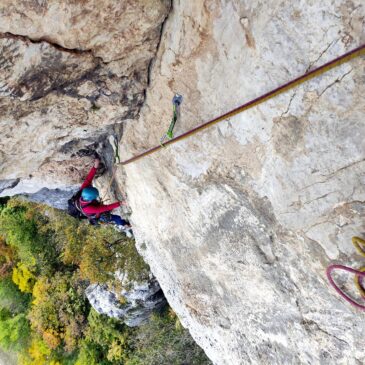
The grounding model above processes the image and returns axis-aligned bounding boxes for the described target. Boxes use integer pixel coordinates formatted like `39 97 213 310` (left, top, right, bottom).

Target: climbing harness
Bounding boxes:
160 94 183 147
327 236 365 310
119 44 365 166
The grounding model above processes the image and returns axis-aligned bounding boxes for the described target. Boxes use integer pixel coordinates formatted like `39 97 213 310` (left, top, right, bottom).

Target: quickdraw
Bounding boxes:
160 94 183 147
120 44 365 166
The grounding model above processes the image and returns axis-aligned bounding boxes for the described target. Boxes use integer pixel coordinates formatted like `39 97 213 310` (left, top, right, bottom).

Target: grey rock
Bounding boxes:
0 0 170 190
86 277 166 327
120 1 365 364
0 178 19 193
22 187 78 210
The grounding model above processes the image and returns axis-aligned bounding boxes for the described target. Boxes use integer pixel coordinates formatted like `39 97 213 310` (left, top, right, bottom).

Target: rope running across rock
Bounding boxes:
119 44 365 166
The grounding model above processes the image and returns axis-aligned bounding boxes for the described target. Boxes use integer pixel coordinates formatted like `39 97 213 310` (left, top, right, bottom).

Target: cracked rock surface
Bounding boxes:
121 1 365 364
0 0 364 363
0 0 170 196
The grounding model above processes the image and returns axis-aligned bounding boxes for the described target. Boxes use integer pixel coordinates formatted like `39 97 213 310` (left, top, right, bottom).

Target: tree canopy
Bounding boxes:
0 198 211 364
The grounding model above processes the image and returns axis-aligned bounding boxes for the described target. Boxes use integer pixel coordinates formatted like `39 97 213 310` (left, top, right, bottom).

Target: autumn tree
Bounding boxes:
0 237 15 278
0 199 58 275
0 308 30 352
29 272 88 352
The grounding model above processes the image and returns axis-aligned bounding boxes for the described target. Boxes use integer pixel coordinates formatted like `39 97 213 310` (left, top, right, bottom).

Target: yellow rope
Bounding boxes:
350 237 365 297
354 266 365 298
352 237 365 258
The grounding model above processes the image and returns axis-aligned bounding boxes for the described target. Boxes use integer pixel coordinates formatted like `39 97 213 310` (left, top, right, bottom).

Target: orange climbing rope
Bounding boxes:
119 44 365 166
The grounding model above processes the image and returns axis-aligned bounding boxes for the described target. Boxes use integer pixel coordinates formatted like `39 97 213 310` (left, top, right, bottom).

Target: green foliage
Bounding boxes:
78 309 211 365
75 340 108 365
29 272 88 351
0 276 31 314
45 208 150 285
12 263 36 293
79 226 150 285
0 199 58 275
0 236 15 278
0 308 30 351
125 309 212 365
43 209 86 267
18 336 52 365
82 309 131 363
19 334 78 365
0 198 212 365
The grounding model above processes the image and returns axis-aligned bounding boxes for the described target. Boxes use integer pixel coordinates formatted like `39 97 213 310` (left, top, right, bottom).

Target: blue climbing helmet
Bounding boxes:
81 187 99 201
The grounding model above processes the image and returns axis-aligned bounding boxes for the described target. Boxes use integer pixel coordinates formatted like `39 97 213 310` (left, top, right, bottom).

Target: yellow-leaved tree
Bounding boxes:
12 263 36 293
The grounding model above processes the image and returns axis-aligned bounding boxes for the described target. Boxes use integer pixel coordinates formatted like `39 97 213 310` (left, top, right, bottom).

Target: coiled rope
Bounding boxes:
326 237 365 310
352 236 365 258
120 44 365 166
326 265 365 310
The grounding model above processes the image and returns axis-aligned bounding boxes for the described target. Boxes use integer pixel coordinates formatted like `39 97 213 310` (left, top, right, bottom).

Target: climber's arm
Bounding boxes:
83 202 121 215
80 159 100 190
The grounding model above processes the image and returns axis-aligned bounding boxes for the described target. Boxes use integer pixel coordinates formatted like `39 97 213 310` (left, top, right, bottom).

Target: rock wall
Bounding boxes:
0 0 170 196
120 1 365 364
86 276 166 327
1 1 365 364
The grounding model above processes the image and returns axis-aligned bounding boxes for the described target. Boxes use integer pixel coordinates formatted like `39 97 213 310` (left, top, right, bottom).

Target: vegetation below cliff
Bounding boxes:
0 198 211 365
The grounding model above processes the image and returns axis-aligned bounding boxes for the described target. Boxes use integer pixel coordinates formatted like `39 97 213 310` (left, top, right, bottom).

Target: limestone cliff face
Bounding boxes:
1 1 365 364
120 1 365 364
0 0 170 195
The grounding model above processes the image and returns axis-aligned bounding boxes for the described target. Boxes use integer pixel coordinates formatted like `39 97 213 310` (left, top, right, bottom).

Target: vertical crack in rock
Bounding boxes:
146 1 172 88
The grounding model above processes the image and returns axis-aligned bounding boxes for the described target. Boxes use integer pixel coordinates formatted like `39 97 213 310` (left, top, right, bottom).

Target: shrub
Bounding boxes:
29 272 88 352
78 227 149 285
75 340 108 365
45 208 150 285
0 199 58 275
0 308 30 351
0 276 31 314
12 263 36 293
0 236 15 278
125 310 212 365
0 199 212 365
83 308 131 363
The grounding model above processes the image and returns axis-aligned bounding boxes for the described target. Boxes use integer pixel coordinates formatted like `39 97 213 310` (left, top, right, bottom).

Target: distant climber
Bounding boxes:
68 157 132 236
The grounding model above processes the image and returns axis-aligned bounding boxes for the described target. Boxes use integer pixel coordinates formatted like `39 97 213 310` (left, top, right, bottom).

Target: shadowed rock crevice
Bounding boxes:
0 1 171 194
0 31 97 59
0 33 99 101
0 178 20 194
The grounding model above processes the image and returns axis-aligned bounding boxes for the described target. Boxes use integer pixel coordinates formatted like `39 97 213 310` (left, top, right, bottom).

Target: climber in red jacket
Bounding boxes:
79 158 131 230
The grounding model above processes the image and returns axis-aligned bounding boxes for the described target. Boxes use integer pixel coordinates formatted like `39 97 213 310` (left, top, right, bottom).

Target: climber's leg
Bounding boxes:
109 214 130 227
99 213 129 227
